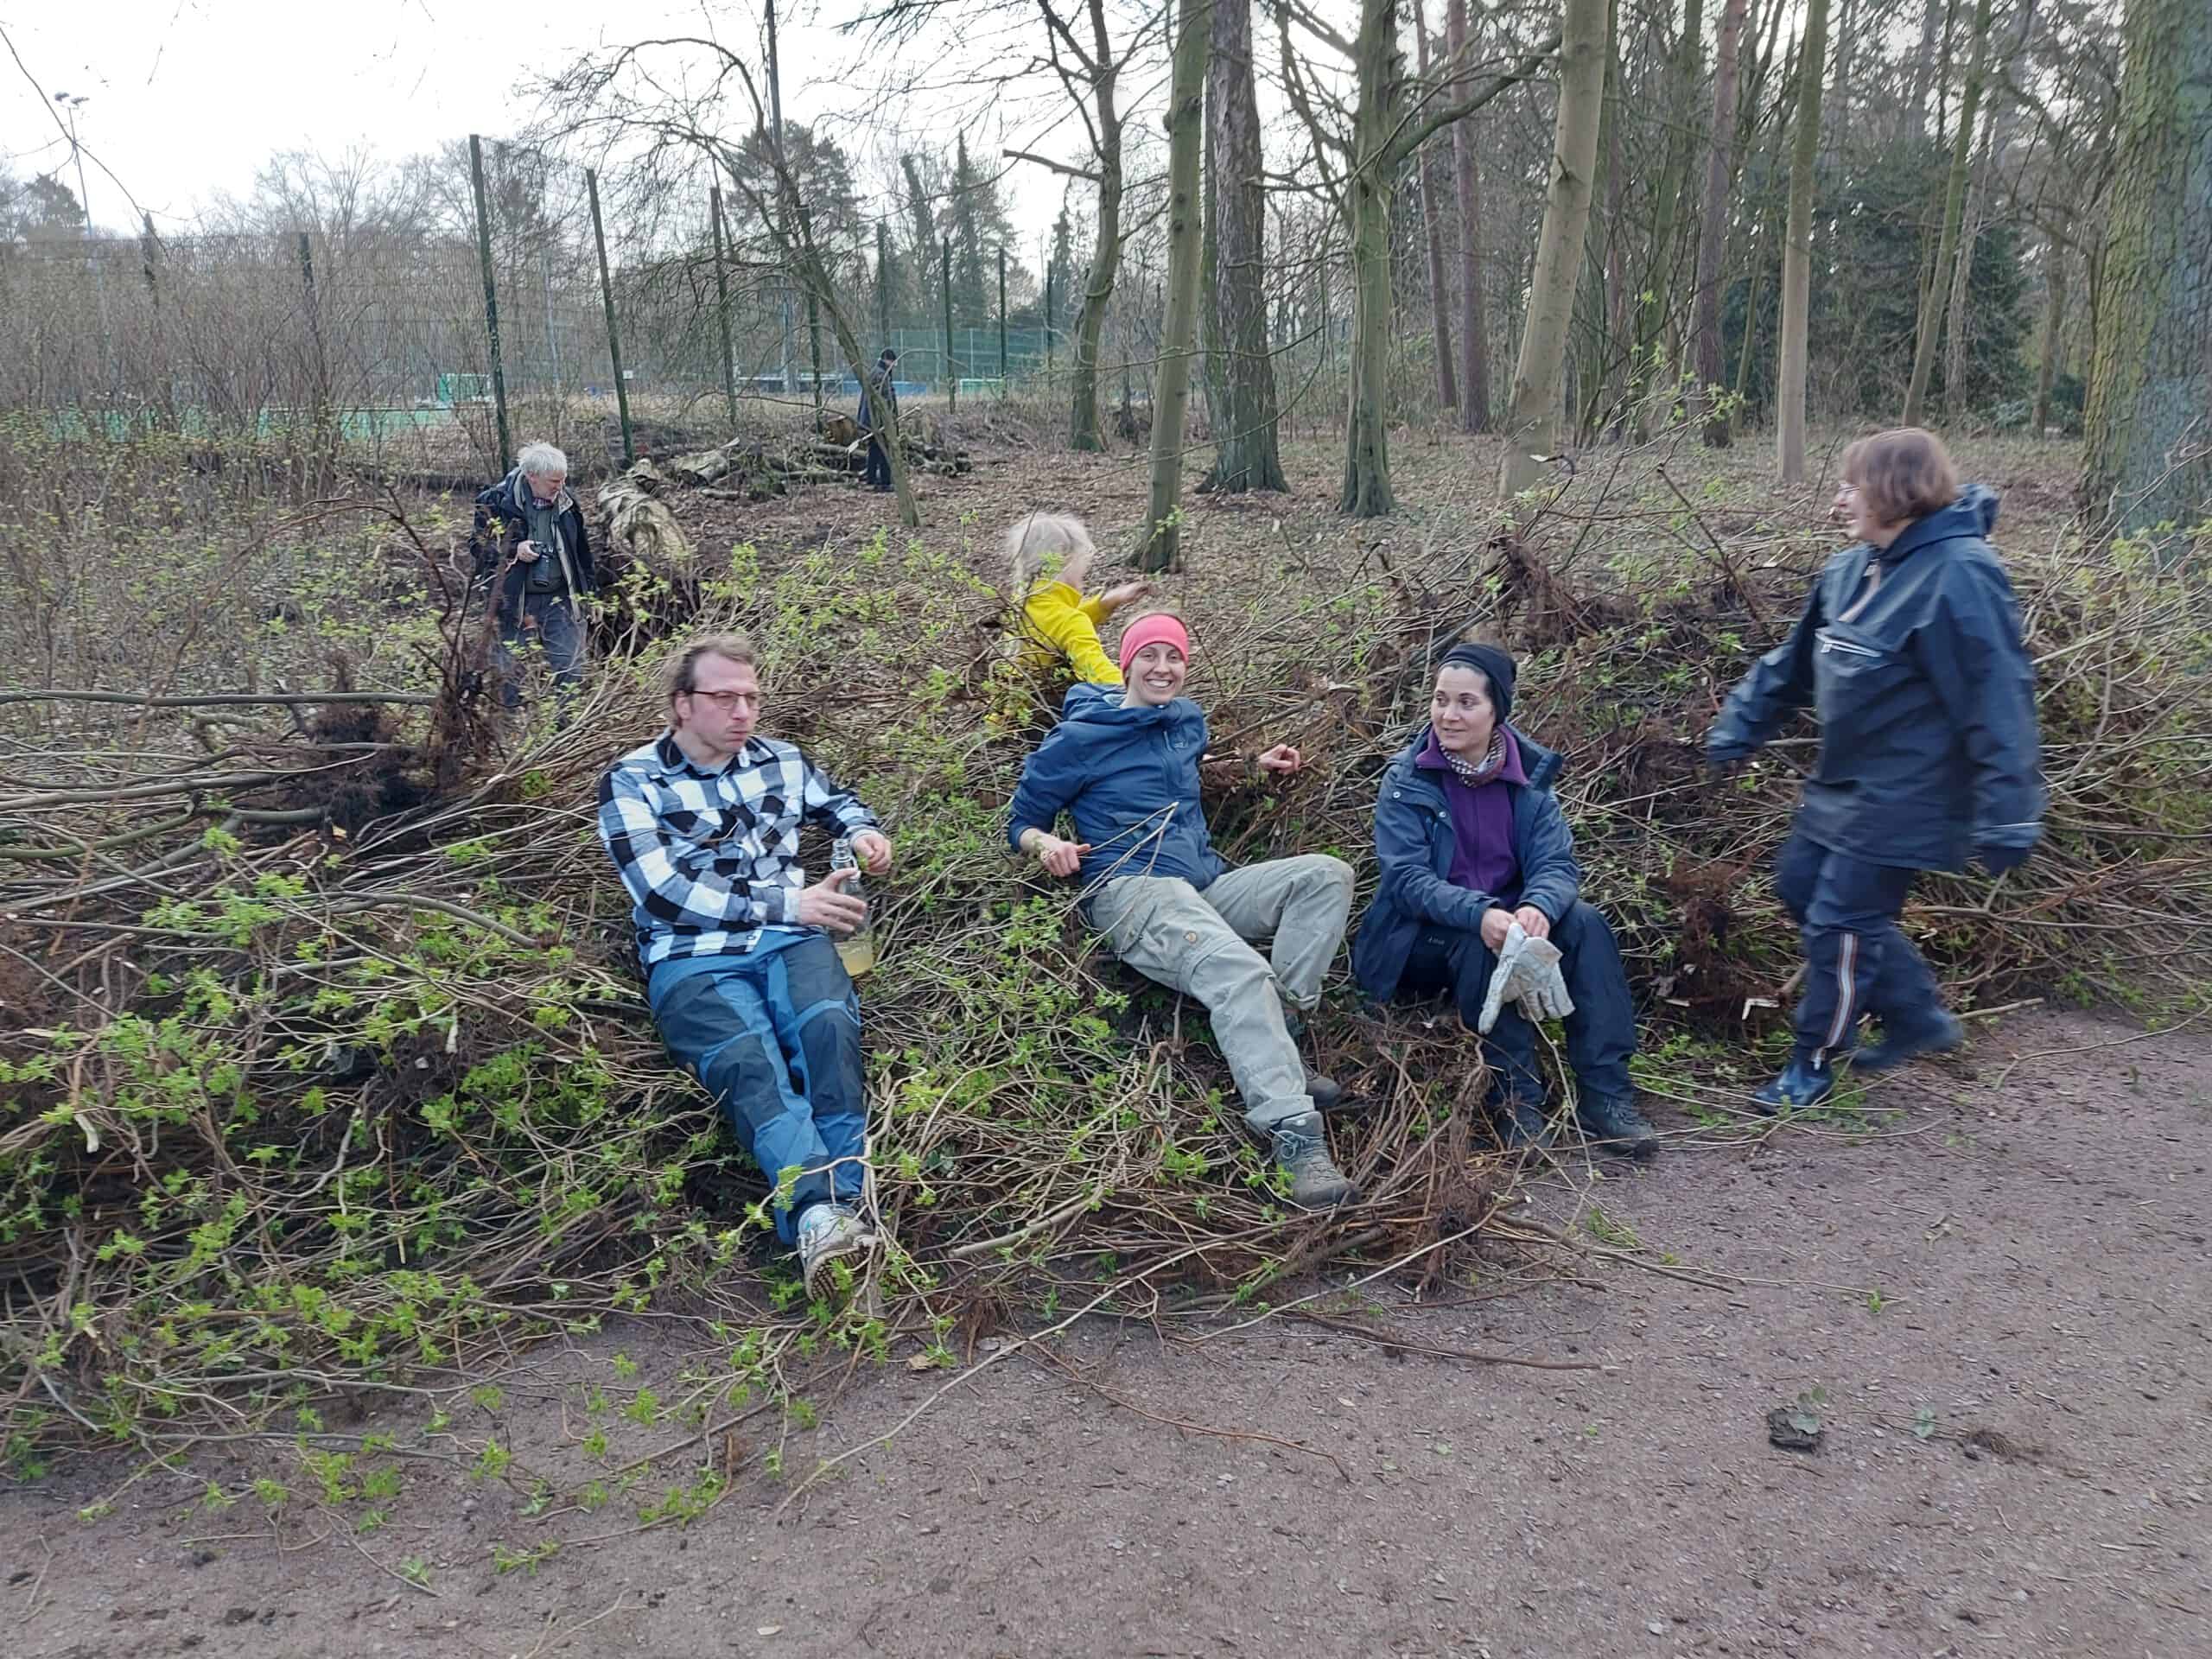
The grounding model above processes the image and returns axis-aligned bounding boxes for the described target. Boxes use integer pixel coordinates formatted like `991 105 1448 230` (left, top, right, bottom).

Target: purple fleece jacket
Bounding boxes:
1415 728 1529 901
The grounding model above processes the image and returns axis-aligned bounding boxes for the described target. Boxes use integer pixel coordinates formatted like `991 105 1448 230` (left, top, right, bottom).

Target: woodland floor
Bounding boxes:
8 1007 2209 1659
7 424 2205 1657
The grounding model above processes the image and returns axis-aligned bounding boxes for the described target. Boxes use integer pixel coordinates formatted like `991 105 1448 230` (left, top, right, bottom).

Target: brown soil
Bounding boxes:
11 1006 2209 1659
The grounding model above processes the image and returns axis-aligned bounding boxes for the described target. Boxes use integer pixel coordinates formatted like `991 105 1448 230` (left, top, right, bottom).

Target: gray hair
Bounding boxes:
517 441 569 480
1005 512 1094 593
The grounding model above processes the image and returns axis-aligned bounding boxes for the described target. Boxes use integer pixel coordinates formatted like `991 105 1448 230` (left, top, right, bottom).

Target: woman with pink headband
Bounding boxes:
1006 613 1360 1209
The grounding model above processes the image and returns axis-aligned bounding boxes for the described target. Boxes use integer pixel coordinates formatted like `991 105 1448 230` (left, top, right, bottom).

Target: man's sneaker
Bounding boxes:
1269 1113 1356 1210
1580 1093 1660 1160
1304 1067 1349 1115
797 1202 874 1294
1853 1012 1964 1072
1491 1096 1554 1151
1751 1058 1834 1116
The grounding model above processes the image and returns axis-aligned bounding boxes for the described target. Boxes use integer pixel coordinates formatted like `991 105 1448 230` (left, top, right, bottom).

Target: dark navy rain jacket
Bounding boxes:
1707 485 2044 872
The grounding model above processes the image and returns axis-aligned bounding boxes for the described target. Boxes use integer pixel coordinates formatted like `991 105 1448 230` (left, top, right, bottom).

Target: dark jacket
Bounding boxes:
1707 486 2043 872
1005 682 1224 894
858 363 899 432
1351 726 1580 1002
472 468 596 619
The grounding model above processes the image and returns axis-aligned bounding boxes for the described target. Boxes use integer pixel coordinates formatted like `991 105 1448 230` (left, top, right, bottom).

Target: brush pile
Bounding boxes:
3 463 2207 1462
656 421 973 503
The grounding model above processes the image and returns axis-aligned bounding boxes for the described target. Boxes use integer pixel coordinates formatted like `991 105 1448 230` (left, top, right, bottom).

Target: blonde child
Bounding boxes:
1006 513 1154 687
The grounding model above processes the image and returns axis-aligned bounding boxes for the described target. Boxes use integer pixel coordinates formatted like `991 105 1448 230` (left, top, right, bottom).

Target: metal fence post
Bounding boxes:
587 168 634 465
998 245 1007 397
802 203 823 422
710 187 739 429
1045 261 1053 378
942 236 956 412
467 134 512 473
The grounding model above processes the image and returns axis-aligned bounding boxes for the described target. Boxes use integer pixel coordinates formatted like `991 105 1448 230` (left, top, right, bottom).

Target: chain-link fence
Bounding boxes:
0 134 1376 485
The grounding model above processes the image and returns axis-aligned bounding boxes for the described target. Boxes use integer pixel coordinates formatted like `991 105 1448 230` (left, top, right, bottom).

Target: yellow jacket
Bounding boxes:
1017 581 1120 686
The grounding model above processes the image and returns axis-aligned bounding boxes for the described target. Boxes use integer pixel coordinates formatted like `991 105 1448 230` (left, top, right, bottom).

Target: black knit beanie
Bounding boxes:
1439 643 1516 722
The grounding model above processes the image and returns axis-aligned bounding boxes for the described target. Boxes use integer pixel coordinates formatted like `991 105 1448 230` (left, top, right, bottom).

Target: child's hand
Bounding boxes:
1098 579 1155 611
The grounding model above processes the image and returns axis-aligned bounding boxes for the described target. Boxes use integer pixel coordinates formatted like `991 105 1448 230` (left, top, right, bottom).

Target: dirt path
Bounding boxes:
10 1007 2209 1659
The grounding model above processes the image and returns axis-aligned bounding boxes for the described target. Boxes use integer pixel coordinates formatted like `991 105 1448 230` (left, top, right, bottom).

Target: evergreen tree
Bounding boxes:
899 152 938 320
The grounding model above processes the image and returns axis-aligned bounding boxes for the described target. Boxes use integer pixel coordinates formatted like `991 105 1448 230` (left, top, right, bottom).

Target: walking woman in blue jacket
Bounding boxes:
1707 428 2044 1111
1006 613 1361 1210
1352 645 1657 1157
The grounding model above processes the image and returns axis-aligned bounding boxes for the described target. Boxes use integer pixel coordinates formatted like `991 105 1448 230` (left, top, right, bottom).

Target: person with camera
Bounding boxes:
472 440 596 709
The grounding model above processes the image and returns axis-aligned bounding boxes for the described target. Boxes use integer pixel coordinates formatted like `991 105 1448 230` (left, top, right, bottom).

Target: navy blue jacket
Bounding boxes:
1005 682 1225 893
1707 486 2043 872
1351 726 1580 1003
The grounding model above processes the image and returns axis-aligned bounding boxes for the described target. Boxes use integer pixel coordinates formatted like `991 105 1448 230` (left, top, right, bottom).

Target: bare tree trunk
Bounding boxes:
1447 0 1491 431
1904 0 1993 426
1694 0 1751 445
1827 0 1856 156
1904 0 1943 147
1140 0 1211 569
1944 0 2040 425
1502 0 1611 499
1071 0 1124 453
2082 0 2212 538
1201 0 1285 493
2031 235 2068 436
1342 0 1402 517
1573 5 1626 440
1942 111 1996 424
1776 0 1833 484
1414 2 1459 412
1630 0 1705 435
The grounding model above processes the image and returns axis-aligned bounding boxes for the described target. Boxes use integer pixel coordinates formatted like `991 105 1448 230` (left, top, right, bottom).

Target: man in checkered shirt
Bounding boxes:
598 632 893 1291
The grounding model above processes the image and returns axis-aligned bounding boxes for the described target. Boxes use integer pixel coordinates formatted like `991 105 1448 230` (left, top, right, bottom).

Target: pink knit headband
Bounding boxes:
1118 614 1191 675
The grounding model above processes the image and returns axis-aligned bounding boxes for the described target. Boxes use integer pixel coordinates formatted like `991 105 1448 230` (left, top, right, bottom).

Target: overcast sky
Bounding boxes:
0 0 1090 239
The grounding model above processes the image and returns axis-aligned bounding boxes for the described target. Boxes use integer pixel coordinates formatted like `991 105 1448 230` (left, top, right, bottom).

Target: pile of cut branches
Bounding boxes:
3 478 2207 1470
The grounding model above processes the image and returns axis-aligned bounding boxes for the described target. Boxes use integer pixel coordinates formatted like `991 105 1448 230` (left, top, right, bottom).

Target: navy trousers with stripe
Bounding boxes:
651 937 868 1243
1774 826 1946 1070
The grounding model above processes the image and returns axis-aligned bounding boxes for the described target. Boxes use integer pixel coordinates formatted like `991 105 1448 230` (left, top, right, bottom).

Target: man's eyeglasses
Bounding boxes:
683 690 755 712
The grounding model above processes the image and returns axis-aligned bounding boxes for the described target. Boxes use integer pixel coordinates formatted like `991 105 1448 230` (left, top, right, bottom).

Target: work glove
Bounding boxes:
1974 841 2032 876
1477 925 1577 1034
1516 947 1576 1024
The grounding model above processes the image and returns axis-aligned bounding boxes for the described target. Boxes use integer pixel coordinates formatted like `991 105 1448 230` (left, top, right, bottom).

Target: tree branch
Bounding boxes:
1003 147 1103 183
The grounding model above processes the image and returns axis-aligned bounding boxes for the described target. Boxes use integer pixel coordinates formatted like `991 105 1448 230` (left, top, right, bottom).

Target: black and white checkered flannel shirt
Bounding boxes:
597 732 880 968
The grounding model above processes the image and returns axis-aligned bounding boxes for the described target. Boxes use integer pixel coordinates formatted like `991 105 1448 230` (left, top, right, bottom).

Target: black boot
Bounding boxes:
1579 1093 1660 1160
1303 1066 1348 1115
1491 1096 1554 1151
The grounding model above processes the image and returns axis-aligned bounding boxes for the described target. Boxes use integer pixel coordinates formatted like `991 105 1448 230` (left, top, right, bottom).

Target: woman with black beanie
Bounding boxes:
1351 644 1656 1157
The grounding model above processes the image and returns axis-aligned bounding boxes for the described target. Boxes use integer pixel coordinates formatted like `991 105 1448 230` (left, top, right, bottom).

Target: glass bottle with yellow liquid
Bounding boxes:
830 836 876 979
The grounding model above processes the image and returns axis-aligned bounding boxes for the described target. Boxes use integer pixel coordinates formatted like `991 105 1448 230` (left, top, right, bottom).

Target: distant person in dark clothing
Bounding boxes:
1707 427 2044 1112
858 350 899 493
473 441 595 709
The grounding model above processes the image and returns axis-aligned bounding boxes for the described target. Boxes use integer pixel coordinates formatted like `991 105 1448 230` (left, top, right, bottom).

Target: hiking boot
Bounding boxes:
1751 1058 1833 1116
1853 1012 1963 1072
1491 1096 1554 1151
797 1202 874 1294
1579 1093 1660 1160
1268 1112 1356 1210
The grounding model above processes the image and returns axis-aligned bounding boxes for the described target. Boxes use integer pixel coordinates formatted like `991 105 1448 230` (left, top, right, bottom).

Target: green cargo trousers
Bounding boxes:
1089 854 1356 1135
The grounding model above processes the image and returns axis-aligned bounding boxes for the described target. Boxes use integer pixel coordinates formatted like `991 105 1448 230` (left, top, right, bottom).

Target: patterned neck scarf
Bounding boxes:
1443 729 1506 789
